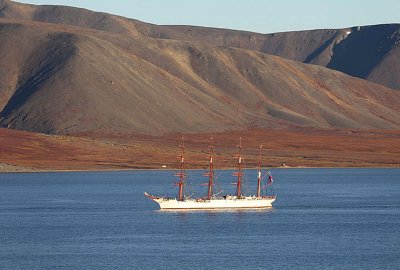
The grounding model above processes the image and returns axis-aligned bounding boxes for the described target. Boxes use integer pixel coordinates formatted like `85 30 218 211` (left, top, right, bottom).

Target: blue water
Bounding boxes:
0 168 399 270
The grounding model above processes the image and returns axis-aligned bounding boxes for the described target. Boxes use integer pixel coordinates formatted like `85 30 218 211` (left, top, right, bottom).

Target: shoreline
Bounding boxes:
1 165 399 174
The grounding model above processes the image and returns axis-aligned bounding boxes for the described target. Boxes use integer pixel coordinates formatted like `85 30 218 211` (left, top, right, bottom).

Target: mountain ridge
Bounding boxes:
0 1 400 136
1 18 400 136
1 0 399 90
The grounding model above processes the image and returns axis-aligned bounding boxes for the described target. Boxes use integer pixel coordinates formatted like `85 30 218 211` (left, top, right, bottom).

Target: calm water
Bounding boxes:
1 168 399 270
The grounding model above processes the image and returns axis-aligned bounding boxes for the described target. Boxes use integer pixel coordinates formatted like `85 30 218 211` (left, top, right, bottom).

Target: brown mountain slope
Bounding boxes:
1 0 399 90
0 19 400 136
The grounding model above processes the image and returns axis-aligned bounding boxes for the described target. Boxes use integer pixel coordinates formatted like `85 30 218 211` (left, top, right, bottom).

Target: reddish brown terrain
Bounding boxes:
1 128 399 172
0 1 399 171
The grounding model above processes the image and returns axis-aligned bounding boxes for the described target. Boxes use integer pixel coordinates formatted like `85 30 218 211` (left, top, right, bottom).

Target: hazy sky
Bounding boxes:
17 0 400 33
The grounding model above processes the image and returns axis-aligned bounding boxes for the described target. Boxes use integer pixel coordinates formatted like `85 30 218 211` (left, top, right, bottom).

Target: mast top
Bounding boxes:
180 136 185 162
235 137 244 197
176 135 186 201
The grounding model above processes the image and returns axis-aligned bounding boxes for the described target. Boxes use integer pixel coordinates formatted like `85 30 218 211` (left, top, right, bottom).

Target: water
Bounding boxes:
1 168 399 270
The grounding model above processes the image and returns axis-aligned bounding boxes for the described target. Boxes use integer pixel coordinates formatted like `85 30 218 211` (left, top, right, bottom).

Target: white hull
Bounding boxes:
145 193 276 210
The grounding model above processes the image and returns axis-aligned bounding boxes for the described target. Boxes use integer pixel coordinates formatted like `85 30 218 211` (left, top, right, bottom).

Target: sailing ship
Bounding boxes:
144 137 276 210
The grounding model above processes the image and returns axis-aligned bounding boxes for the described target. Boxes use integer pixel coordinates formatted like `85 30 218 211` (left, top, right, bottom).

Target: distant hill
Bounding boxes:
0 0 400 136
1 0 399 90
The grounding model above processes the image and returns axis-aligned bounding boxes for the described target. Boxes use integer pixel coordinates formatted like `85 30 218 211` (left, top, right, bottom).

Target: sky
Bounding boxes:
17 0 400 34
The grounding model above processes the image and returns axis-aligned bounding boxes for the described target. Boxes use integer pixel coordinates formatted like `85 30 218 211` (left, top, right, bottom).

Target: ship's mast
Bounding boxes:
176 136 185 201
235 138 243 197
207 137 214 200
257 145 262 197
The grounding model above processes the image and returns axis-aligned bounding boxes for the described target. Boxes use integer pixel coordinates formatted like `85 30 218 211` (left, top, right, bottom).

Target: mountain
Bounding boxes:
0 1 400 136
1 0 399 90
